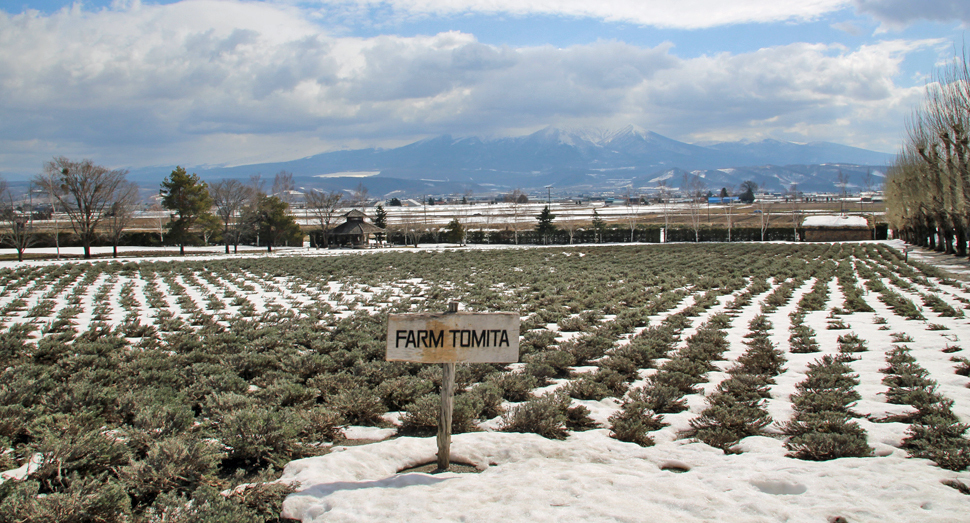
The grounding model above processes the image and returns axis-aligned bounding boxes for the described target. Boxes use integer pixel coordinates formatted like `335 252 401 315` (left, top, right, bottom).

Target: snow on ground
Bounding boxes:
279 431 968 523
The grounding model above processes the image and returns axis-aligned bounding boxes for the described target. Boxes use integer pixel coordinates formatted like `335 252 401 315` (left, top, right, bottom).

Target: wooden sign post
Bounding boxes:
386 303 519 470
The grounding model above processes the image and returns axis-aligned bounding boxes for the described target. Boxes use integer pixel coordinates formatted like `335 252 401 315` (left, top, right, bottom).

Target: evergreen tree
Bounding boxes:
535 205 557 244
245 195 302 252
591 209 606 243
444 218 465 245
160 167 214 255
739 180 757 204
374 204 387 243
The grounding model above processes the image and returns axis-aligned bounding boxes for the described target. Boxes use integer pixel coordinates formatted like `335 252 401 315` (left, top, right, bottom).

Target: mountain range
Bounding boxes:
127 125 894 196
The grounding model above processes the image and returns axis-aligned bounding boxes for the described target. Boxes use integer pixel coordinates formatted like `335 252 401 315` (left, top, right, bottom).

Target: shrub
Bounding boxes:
327 387 386 426
399 393 483 436
519 329 557 355
566 405 599 431
783 355 873 461
466 383 505 419
608 400 665 447
785 429 873 461
376 376 436 411
890 332 915 343
563 334 613 364
524 350 575 381
953 357 970 377
789 325 820 353
837 333 868 353
689 402 771 451
687 374 772 451
216 406 303 469
735 338 786 378
566 376 612 401
500 392 570 440
119 435 223 507
626 382 687 414
0 474 132 523
597 355 638 379
486 372 538 402
903 415 970 471
557 315 588 332
294 405 343 443
144 483 294 523
26 413 132 490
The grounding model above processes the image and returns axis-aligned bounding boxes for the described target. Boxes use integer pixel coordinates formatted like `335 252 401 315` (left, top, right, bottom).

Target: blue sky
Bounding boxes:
0 0 967 176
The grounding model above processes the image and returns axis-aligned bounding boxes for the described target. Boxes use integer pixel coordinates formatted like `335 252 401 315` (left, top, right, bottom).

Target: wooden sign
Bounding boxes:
386 311 519 363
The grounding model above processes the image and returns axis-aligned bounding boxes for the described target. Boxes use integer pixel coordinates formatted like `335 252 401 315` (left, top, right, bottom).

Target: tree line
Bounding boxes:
885 51 970 255
0 159 375 260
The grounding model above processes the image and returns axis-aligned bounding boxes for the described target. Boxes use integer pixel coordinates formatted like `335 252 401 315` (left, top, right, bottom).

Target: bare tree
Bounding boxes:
683 173 705 242
305 189 344 248
352 182 369 210
787 183 802 241
147 201 166 244
211 179 251 253
480 207 493 244
722 186 736 242
399 206 421 247
623 187 640 242
37 166 61 258
249 174 266 198
562 218 580 244
0 178 37 262
758 198 772 241
103 181 139 258
273 171 295 206
657 180 671 242
504 188 527 244
862 169 878 239
836 170 850 215
37 157 130 259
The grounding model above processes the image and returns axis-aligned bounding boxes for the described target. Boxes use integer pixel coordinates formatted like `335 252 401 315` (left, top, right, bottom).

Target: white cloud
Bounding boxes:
0 1 949 173
308 0 851 30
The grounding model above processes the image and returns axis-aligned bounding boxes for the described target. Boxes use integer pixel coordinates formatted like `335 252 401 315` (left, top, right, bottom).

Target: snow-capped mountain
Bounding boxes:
127 126 894 195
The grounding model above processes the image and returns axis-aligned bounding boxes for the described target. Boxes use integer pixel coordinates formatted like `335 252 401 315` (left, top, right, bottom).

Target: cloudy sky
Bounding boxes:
0 0 966 177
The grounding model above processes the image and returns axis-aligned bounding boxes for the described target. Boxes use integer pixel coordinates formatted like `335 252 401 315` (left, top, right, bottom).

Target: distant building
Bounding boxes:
802 215 871 242
330 209 385 247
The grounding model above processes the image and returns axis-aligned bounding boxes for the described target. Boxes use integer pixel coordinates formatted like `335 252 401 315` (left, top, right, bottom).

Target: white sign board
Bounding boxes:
386 312 520 363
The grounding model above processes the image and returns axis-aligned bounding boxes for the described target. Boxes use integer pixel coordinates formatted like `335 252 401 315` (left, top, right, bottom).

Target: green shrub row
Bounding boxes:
686 314 784 451
881 347 970 471
782 355 873 460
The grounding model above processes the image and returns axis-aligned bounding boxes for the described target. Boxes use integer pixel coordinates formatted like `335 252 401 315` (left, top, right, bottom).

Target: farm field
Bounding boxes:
1 242 969 521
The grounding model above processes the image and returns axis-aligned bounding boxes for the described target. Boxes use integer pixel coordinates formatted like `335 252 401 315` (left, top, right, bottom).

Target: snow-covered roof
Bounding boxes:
802 215 868 228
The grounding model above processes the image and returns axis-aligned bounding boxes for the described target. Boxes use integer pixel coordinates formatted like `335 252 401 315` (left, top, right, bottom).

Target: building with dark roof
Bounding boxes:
331 209 385 247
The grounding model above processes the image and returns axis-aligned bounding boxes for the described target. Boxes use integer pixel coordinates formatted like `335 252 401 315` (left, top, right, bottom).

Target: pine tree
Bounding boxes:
245 195 301 252
444 218 465 245
591 209 606 243
374 204 387 243
160 167 214 255
535 205 557 244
